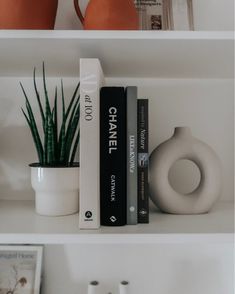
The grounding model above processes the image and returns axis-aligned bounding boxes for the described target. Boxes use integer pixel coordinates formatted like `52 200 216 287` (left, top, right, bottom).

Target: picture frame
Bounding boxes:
0 245 43 294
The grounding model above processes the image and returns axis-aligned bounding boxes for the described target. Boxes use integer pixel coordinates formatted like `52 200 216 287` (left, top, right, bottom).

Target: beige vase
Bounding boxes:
149 127 222 214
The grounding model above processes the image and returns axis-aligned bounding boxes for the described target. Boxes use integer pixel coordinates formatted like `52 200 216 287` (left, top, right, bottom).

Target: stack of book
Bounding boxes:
79 59 149 229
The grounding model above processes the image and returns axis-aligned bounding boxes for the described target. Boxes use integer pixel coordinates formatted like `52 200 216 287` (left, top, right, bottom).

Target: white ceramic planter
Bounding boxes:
31 165 79 216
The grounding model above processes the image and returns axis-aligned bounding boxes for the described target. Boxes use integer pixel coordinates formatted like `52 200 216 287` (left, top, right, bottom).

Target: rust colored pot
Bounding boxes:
0 0 58 29
74 0 138 30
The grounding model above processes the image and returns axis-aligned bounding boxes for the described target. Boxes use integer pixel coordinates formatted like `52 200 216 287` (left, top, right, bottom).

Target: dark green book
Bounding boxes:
100 87 127 226
137 99 149 223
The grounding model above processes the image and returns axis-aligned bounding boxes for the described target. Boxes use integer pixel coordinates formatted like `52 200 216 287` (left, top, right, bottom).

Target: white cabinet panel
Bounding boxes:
43 243 234 294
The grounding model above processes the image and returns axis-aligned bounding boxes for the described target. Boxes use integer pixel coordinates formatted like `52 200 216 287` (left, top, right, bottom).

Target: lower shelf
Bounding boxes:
0 200 233 244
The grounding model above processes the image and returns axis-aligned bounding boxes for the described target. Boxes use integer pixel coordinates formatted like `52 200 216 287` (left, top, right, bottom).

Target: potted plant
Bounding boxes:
21 64 80 216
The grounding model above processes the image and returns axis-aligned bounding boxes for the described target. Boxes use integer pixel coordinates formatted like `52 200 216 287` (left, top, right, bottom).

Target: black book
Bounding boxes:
137 99 149 223
100 87 127 226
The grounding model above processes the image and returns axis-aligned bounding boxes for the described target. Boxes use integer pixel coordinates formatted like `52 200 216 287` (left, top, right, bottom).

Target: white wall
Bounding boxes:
42 243 234 294
55 0 234 31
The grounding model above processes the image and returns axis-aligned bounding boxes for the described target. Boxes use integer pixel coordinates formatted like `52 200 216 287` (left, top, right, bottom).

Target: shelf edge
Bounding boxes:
0 30 233 40
0 233 233 245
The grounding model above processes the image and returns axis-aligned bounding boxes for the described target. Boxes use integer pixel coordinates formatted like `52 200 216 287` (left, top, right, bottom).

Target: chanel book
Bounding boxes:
100 87 127 226
79 58 104 229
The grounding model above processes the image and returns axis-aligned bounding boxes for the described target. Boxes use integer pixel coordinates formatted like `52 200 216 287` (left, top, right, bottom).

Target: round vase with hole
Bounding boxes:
31 164 79 217
149 127 222 214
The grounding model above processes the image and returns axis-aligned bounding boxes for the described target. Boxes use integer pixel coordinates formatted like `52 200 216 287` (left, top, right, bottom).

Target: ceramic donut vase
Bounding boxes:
149 127 222 214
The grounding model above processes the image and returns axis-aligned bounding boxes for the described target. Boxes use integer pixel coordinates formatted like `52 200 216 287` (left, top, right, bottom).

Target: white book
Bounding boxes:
79 59 104 229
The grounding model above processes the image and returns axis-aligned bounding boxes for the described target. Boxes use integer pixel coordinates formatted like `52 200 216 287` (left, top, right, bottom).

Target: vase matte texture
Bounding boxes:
149 127 222 214
31 166 79 216
74 0 139 30
0 0 58 29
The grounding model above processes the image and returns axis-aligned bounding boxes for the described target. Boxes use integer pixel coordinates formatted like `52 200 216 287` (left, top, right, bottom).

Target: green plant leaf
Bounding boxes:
66 96 80 138
44 111 48 165
33 67 45 132
70 129 80 165
65 81 80 120
21 107 30 125
20 84 44 164
53 87 58 160
64 103 80 162
59 80 66 163
47 113 55 164
22 108 43 165
42 62 52 117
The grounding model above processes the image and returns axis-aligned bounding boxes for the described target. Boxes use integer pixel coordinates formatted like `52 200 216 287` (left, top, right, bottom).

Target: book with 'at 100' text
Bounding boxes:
79 58 104 229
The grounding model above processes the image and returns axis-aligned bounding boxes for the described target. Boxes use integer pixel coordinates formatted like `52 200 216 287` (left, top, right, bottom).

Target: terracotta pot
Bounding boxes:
74 0 138 30
0 0 58 29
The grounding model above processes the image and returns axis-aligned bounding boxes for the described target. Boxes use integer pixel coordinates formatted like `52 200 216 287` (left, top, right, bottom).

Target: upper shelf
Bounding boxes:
0 30 233 78
0 200 233 244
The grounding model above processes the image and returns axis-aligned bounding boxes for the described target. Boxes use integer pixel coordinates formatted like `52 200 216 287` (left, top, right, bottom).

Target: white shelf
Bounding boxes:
0 200 233 244
0 30 233 78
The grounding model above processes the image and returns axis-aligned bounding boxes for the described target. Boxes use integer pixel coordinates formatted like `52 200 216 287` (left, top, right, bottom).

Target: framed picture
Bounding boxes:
0 245 43 294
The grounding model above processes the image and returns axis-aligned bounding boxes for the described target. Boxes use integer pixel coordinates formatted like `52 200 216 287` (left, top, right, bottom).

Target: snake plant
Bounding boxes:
21 63 80 167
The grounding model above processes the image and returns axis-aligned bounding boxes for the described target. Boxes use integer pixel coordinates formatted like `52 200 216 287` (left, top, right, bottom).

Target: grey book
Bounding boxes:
137 99 149 224
126 87 138 225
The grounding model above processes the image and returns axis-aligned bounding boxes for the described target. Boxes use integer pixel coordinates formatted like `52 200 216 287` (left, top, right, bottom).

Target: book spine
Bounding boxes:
137 99 149 223
126 87 138 225
79 58 104 229
100 87 127 226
